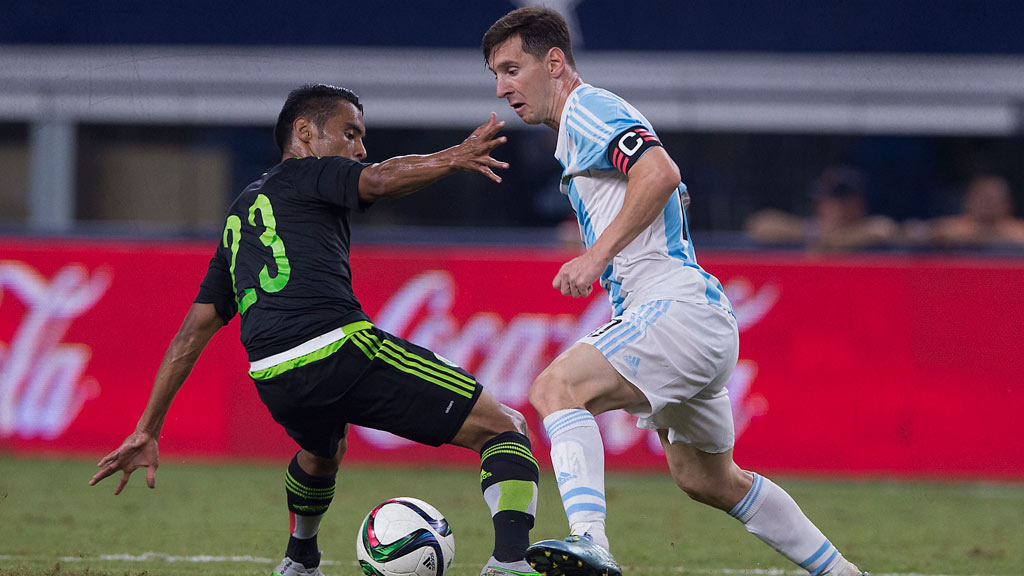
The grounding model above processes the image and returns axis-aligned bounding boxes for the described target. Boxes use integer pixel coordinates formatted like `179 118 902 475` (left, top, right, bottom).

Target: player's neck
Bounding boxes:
546 75 583 131
282 144 314 162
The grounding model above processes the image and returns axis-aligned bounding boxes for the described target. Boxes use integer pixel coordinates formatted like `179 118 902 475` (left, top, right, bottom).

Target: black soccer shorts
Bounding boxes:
252 325 482 459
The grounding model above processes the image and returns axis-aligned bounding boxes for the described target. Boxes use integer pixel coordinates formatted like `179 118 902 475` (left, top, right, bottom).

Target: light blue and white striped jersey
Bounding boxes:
555 83 732 316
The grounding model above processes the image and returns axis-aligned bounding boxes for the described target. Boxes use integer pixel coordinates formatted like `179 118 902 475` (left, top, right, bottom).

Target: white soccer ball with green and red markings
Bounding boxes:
356 497 455 576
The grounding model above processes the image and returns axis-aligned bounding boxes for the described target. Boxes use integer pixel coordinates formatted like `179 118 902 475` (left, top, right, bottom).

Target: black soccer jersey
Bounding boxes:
196 156 371 361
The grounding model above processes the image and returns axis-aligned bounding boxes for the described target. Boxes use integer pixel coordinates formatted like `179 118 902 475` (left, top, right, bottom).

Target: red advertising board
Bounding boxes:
1 238 1022 479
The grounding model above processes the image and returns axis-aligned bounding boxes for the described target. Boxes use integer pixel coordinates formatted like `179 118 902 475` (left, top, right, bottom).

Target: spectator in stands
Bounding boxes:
920 173 1024 249
745 164 899 251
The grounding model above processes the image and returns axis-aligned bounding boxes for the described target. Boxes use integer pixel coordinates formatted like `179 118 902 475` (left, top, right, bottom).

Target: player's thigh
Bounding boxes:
340 327 483 447
531 341 649 417
254 351 364 460
613 301 736 408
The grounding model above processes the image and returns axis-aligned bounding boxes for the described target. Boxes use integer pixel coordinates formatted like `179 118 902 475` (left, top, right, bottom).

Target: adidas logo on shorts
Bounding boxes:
623 354 641 376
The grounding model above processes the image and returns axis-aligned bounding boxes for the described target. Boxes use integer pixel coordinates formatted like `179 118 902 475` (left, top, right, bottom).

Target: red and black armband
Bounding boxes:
607 125 662 174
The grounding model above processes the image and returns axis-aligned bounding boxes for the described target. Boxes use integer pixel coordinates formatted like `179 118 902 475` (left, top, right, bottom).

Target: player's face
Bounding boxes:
489 36 554 125
311 101 367 161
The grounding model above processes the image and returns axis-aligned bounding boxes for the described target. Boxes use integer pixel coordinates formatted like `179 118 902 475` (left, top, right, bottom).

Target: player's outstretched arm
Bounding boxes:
357 113 509 202
89 302 224 494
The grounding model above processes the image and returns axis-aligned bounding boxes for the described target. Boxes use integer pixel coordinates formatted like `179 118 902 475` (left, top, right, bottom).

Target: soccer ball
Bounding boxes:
356 497 455 576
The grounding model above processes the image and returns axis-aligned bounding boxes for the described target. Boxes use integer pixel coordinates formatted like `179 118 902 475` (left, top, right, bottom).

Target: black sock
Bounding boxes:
480 431 540 562
284 453 335 566
285 534 320 567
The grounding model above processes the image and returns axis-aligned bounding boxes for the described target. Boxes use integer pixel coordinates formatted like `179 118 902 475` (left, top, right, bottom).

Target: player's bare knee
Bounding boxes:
299 449 340 477
502 404 529 436
482 402 528 437
529 368 573 415
453 392 530 452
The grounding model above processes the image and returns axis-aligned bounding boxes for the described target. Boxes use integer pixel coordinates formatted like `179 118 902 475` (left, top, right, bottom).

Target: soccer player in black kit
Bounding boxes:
90 84 542 576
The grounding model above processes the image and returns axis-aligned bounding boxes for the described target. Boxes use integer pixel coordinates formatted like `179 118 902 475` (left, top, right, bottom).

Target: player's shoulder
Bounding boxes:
565 84 649 139
227 159 297 209
569 84 632 117
273 155 360 188
282 155 359 173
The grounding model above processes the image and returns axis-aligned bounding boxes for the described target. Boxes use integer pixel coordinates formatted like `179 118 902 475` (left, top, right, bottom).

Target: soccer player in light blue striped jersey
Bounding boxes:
483 7 868 576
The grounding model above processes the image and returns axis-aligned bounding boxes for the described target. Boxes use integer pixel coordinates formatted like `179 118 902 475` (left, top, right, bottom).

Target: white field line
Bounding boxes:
0 553 994 576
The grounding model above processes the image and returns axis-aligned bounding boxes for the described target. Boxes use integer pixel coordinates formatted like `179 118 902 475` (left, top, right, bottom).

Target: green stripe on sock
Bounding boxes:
285 471 335 494
482 443 539 469
497 479 536 513
285 472 335 499
285 481 335 499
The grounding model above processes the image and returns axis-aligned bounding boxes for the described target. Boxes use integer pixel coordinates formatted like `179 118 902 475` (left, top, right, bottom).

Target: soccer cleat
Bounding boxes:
479 556 542 575
829 559 870 576
272 556 326 576
525 534 621 576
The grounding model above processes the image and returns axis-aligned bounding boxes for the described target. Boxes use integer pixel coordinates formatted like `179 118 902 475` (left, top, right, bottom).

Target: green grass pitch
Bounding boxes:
1 456 1021 575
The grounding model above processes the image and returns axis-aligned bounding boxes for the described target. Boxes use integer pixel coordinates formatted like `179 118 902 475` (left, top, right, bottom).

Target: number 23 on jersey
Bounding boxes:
221 193 291 314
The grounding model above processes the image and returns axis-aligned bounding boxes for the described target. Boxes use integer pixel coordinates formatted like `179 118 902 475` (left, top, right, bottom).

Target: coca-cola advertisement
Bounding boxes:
2 238 1022 479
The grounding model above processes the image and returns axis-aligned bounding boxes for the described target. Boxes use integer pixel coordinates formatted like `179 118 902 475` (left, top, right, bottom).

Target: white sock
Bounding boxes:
543 409 609 550
730 473 855 576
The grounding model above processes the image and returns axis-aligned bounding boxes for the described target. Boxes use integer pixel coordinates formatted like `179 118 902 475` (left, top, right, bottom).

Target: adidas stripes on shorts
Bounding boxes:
252 325 481 459
579 299 740 453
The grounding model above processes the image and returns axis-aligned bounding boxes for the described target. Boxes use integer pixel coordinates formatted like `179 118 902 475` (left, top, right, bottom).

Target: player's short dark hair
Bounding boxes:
274 84 363 153
482 6 576 69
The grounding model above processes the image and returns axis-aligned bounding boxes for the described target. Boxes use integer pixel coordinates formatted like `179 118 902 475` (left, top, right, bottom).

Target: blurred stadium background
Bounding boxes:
2 1 1024 574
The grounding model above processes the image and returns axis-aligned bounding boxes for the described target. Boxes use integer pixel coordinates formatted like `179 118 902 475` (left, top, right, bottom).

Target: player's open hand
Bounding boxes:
453 113 509 183
89 430 160 495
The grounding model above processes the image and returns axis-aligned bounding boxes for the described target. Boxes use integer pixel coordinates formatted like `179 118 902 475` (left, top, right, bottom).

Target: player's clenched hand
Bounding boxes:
89 431 160 495
452 112 509 183
552 251 606 298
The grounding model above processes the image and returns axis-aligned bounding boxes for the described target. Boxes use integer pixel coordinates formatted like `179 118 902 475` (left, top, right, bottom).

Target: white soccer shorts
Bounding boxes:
579 299 740 453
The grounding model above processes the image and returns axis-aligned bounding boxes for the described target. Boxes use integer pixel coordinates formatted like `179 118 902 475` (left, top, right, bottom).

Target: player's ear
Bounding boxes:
547 47 566 77
294 117 314 143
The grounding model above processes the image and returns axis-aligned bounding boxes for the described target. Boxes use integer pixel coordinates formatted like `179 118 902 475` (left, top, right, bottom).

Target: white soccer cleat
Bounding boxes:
480 556 542 575
272 556 326 576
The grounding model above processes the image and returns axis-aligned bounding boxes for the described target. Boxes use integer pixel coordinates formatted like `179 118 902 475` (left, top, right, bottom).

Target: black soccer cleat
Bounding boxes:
525 534 622 576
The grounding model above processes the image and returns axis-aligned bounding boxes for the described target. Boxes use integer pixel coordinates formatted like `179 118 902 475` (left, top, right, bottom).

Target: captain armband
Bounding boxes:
607 125 663 175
